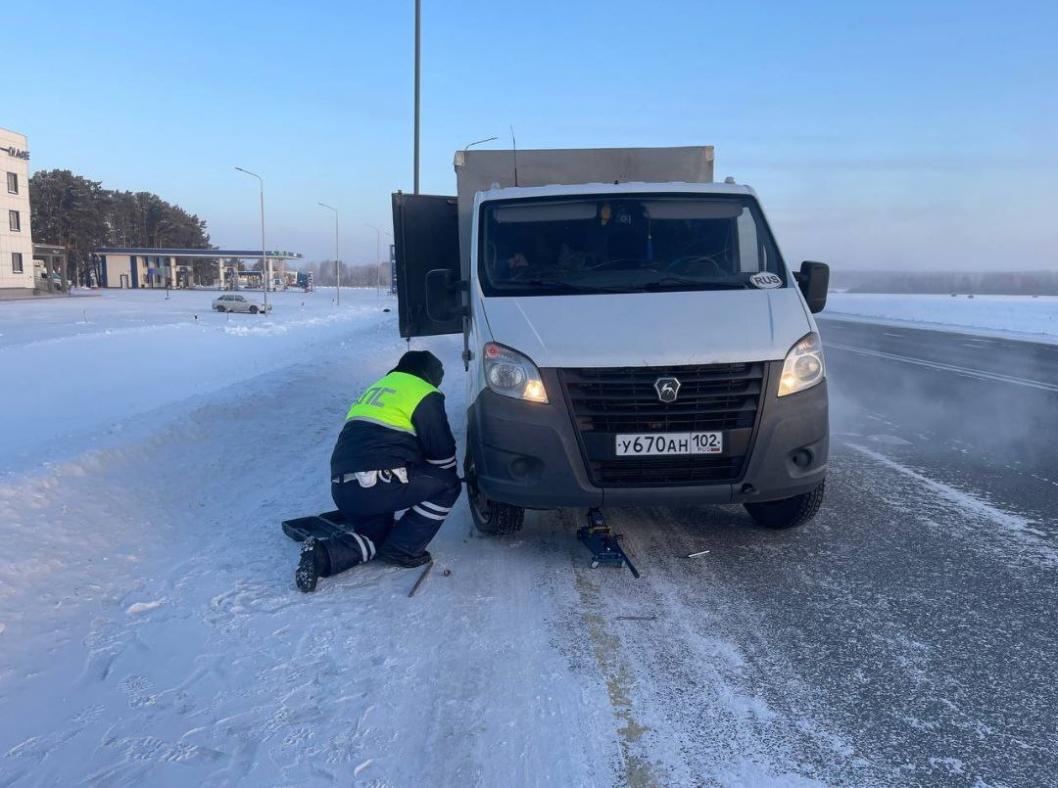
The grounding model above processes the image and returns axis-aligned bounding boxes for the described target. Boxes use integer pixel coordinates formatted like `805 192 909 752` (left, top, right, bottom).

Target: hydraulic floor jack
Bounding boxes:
577 508 640 578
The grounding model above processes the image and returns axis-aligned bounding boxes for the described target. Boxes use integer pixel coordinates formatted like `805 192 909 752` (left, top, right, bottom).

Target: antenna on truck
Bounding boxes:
510 125 519 187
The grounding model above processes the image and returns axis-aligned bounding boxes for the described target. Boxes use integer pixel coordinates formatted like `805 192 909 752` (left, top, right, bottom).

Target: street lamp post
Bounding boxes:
414 0 421 194
318 202 341 305
464 136 498 152
234 166 268 308
382 231 392 295
366 224 382 297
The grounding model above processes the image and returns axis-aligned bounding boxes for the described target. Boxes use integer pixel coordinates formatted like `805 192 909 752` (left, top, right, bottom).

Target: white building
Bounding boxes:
0 127 34 295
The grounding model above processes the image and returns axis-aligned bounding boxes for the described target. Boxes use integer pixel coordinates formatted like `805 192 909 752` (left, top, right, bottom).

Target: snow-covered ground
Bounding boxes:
825 293 1058 344
0 289 625 786
2 288 1054 785
0 289 379 474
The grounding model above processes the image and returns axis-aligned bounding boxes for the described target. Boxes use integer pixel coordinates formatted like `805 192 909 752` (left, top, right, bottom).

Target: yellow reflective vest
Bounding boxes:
344 371 438 435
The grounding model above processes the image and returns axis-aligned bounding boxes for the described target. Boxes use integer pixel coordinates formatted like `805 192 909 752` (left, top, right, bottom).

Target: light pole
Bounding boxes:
318 202 340 305
366 223 382 297
464 136 497 152
234 166 268 308
382 231 392 295
413 0 421 194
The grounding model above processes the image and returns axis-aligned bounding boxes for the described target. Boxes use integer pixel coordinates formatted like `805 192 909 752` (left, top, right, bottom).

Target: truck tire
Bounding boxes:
744 481 825 529
465 455 524 535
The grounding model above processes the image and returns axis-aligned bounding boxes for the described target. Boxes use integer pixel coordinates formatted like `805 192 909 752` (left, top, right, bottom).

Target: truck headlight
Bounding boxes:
483 343 548 403
778 332 825 397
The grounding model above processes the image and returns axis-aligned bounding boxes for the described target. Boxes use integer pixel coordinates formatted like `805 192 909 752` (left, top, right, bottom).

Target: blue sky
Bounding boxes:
7 0 1057 269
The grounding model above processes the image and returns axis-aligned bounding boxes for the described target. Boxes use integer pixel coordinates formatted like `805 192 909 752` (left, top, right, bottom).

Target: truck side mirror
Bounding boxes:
425 268 467 322
795 261 829 313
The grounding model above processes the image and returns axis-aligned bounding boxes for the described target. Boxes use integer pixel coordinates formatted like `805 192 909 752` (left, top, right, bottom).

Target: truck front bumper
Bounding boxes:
467 365 828 509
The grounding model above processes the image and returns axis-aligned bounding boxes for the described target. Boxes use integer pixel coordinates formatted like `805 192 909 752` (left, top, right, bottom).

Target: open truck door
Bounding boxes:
392 192 463 338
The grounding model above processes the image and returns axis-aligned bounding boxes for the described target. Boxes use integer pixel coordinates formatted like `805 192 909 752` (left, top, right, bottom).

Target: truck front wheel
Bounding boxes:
744 481 825 529
465 456 524 535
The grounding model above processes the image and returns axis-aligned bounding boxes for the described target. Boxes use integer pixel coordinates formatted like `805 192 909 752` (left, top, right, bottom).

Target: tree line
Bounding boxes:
832 269 1058 296
302 260 392 288
30 169 211 284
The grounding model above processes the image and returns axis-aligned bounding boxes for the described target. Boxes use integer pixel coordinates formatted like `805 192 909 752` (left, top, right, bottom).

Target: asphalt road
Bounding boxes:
561 317 1058 786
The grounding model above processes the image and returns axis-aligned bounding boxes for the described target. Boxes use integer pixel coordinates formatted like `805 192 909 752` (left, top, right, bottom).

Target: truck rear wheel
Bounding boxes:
744 481 825 529
465 456 524 535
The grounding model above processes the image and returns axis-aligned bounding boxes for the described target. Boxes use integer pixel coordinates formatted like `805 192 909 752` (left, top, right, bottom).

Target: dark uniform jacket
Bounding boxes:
330 371 457 476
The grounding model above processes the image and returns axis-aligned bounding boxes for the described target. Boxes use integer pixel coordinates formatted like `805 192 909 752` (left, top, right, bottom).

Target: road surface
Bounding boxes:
1 295 1055 786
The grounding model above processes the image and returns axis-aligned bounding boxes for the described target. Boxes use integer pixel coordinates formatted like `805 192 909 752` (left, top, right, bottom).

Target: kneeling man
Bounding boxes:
296 351 461 592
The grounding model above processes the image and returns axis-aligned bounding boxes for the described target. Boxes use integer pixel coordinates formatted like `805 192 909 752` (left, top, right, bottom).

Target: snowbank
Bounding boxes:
824 293 1058 344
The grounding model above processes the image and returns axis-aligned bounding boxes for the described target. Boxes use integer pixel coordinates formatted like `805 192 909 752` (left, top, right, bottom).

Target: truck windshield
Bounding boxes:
479 194 785 296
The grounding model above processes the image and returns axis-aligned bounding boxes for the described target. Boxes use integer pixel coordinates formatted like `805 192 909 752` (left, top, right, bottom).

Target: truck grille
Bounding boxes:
558 362 767 487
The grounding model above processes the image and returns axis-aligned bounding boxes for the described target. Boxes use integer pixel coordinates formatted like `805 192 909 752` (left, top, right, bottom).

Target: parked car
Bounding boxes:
212 294 271 314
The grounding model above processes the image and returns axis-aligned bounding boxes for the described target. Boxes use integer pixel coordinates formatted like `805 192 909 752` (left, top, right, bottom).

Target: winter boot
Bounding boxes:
295 537 330 592
378 549 432 569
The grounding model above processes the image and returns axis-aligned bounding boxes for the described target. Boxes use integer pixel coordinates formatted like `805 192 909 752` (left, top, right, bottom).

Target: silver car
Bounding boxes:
212 294 272 314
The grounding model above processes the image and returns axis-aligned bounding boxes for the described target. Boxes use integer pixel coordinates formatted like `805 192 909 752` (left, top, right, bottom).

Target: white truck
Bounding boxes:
392 146 829 534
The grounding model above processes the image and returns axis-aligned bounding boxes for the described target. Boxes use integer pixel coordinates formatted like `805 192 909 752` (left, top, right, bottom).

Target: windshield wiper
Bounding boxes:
507 278 628 293
641 277 751 290
520 278 593 290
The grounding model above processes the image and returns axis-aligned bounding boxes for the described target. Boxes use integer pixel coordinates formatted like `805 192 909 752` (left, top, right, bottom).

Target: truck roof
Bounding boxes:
473 180 757 204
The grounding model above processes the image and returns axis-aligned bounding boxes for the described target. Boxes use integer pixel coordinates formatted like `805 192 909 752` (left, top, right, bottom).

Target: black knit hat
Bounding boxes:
392 350 444 387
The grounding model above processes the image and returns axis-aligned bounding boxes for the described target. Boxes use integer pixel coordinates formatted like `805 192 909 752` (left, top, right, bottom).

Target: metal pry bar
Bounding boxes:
408 560 435 597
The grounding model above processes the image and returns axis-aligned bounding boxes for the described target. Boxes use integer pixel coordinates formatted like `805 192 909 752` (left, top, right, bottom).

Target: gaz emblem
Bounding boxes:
654 377 680 403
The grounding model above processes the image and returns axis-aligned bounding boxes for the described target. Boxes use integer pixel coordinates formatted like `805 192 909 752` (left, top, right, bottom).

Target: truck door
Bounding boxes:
391 192 463 338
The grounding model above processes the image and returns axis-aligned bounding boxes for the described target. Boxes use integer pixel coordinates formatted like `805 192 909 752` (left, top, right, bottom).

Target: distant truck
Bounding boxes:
393 146 829 534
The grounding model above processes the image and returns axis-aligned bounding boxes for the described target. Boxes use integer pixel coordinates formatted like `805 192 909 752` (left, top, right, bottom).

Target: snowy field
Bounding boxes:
0 289 376 474
825 293 1058 344
2 288 1056 786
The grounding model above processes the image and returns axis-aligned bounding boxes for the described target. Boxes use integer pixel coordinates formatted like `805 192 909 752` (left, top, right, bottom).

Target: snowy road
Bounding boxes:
1 291 1056 786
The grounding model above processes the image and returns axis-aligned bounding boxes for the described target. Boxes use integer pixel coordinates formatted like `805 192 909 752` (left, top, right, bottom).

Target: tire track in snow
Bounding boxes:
570 563 659 787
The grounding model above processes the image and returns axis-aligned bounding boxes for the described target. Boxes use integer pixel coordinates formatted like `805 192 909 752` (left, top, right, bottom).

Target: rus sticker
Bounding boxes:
749 272 783 289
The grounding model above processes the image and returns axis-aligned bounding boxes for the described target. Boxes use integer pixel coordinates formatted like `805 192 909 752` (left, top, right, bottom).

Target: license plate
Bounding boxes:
615 432 723 456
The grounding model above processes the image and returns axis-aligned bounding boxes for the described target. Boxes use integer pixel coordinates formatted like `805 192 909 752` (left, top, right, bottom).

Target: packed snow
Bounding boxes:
825 293 1058 344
